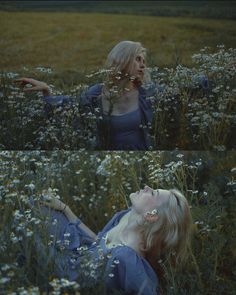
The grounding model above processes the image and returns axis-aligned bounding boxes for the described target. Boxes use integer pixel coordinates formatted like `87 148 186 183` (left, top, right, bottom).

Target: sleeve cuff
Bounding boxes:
43 95 69 106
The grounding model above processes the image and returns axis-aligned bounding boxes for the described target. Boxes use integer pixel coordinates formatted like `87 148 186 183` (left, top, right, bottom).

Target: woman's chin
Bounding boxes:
129 192 136 200
133 77 143 87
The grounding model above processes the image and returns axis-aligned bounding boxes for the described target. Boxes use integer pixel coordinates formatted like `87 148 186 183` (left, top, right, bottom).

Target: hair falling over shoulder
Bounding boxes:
140 189 193 291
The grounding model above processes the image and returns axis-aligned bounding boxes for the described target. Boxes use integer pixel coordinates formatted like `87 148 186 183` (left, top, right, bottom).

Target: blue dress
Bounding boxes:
43 84 155 150
32 205 159 295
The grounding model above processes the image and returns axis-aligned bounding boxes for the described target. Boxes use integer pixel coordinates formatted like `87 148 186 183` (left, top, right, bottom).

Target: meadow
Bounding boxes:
0 150 235 294
1 45 235 150
1 9 236 150
1 11 236 71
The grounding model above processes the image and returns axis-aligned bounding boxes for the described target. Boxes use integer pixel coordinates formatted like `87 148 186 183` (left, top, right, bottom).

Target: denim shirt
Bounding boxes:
43 75 208 150
30 202 159 295
43 83 155 150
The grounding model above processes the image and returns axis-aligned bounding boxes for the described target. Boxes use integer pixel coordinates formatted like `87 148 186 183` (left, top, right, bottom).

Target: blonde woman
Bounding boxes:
30 186 192 294
15 41 155 150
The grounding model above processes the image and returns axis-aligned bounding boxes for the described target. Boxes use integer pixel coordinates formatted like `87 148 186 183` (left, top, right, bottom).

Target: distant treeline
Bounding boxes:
0 1 236 20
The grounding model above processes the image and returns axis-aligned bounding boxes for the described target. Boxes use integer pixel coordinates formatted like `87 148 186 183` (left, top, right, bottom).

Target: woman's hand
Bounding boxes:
40 189 67 212
14 77 51 96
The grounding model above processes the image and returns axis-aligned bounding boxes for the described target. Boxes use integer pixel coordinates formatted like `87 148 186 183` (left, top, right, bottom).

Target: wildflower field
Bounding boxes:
1 8 236 150
1 4 236 294
0 150 235 294
1 45 235 150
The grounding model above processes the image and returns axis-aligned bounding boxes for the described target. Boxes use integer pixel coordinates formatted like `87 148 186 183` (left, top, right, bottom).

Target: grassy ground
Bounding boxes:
1 11 236 72
1 45 235 150
0 151 236 294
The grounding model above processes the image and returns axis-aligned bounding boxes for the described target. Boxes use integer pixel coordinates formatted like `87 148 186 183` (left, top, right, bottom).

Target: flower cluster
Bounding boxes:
0 46 235 149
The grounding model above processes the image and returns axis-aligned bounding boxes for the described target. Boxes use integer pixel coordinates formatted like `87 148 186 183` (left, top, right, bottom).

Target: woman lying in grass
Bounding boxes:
30 186 192 294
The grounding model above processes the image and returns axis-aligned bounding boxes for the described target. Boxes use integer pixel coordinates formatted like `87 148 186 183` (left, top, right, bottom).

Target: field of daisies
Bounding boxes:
1 46 235 150
0 150 235 294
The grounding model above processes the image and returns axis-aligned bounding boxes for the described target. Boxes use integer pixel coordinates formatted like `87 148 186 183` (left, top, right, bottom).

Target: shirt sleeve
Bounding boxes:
105 247 159 295
43 95 72 106
62 220 96 250
191 73 209 89
43 84 103 108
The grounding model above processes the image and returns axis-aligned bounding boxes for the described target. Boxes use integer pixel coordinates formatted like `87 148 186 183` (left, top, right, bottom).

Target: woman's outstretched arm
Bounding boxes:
15 78 52 96
14 77 102 107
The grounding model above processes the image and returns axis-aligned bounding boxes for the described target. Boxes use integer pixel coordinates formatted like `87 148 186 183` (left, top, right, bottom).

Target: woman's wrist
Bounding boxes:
62 204 67 213
63 206 79 223
42 85 51 97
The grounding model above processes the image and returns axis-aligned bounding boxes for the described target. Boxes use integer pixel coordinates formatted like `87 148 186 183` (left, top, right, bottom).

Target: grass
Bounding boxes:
1 11 236 72
1 45 235 150
0 150 236 294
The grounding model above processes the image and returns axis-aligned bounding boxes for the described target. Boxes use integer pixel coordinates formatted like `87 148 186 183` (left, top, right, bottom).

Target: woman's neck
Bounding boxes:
102 81 139 115
107 209 144 255
105 78 137 95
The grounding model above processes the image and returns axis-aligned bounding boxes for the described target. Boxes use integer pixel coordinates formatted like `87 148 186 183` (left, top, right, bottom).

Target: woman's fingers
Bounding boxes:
14 78 39 87
23 86 41 92
41 193 52 201
15 78 35 91
14 78 49 93
15 78 33 85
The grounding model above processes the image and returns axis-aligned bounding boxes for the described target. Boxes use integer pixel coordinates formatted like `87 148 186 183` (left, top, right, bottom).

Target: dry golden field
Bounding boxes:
1 11 236 72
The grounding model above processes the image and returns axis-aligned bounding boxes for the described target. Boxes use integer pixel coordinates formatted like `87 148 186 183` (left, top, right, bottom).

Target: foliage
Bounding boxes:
0 150 235 294
0 46 235 150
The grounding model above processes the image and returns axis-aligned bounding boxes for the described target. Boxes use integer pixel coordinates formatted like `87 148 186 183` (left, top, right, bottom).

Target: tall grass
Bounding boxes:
0 151 235 294
1 45 235 150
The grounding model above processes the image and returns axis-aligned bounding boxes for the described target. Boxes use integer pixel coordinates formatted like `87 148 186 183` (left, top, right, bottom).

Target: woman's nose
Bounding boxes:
140 62 145 68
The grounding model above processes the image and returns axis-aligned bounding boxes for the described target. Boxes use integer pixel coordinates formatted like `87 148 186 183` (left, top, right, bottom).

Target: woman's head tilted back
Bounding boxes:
105 40 151 87
130 186 192 265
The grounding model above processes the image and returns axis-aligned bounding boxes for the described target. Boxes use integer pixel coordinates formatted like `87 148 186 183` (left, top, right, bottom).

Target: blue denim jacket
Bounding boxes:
43 75 209 150
44 83 155 150
29 203 159 295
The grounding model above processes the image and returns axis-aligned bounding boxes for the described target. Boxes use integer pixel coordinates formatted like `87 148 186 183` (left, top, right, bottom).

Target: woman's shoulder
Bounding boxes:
86 83 103 97
111 246 152 270
80 83 103 106
106 246 158 294
139 81 167 96
110 246 158 283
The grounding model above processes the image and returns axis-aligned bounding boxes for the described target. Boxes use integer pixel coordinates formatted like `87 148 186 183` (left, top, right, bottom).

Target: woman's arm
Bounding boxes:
63 205 97 240
41 193 97 240
15 78 52 96
15 77 71 106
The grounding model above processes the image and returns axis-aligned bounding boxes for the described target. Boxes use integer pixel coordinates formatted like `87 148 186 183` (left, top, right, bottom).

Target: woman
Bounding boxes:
31 186 192 294
15 41 156 150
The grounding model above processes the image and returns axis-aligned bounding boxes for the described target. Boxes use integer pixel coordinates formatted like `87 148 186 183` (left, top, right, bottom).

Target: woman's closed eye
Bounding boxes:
136 56 145 63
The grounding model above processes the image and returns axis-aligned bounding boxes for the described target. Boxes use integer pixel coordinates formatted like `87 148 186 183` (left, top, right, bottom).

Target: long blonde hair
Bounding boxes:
104 40 151 90
140 189 192 266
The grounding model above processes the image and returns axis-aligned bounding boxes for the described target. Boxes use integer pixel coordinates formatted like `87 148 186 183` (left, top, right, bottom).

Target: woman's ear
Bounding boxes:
144 210 158 223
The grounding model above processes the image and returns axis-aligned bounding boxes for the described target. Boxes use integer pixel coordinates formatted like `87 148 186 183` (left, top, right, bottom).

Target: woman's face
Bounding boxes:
129 185 170 215
128 52 146 81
